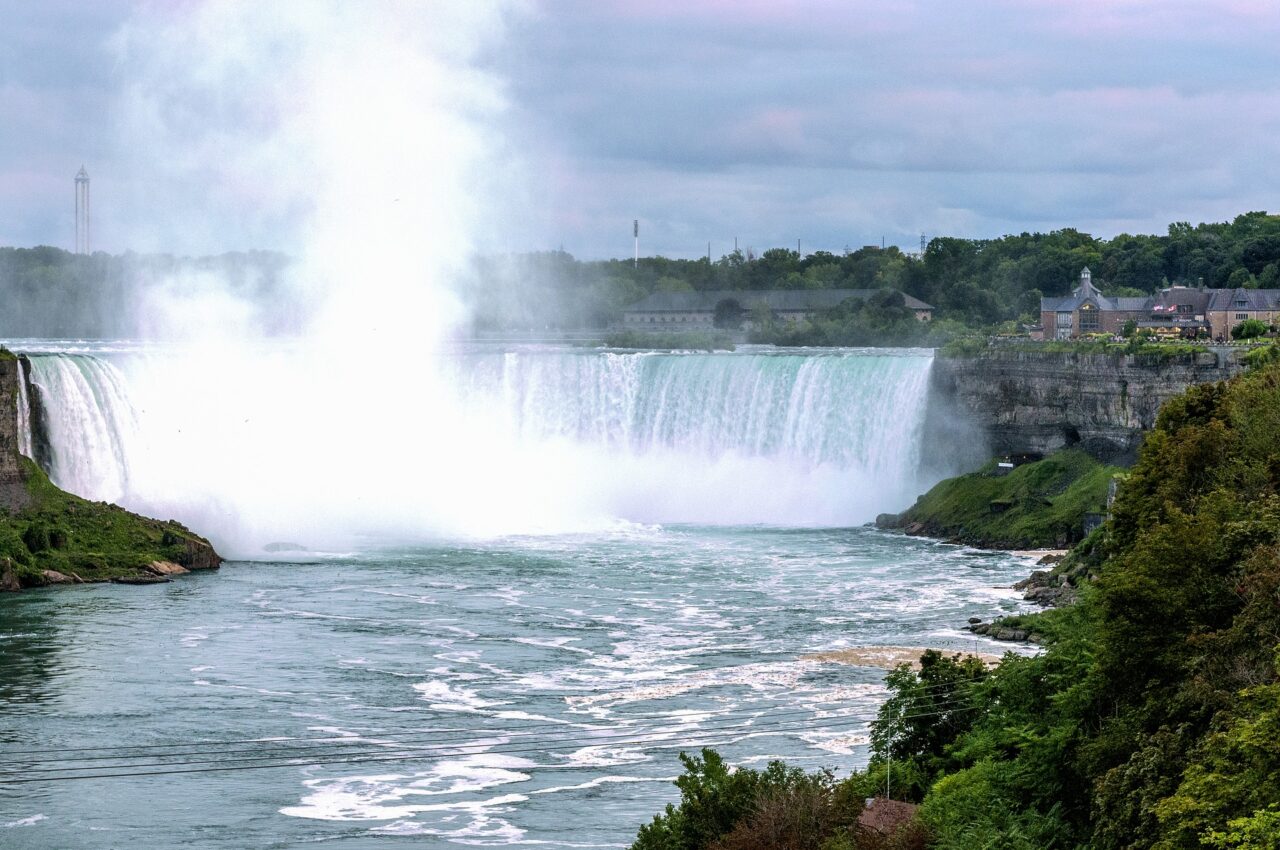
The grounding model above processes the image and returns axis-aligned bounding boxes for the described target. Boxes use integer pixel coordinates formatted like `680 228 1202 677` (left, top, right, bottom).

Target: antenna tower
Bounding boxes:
74 166 91 254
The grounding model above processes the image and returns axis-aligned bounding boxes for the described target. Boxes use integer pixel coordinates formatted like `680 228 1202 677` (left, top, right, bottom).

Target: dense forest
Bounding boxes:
629 360 1280 849
3 212 1279 341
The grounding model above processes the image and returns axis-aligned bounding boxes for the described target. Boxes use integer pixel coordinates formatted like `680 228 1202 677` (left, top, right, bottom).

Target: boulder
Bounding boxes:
179 537 222 571
0 559 19 592
41 569 74 584
145 561 189 576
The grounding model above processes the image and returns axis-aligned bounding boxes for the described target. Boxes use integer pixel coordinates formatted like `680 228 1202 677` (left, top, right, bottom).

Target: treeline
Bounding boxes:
631 360 1280 849
462 211 1280 331
5 212 1280 340
0 246 295 338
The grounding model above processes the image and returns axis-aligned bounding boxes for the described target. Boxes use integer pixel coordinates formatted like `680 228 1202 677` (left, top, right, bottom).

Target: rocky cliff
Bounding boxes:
928 346 1245 464
0 351 28 511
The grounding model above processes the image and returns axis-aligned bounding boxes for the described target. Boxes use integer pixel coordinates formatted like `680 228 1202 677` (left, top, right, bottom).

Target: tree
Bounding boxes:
713 298 745 330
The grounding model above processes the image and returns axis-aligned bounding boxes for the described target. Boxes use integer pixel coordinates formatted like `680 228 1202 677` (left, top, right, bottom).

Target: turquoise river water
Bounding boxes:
0 345 1031 848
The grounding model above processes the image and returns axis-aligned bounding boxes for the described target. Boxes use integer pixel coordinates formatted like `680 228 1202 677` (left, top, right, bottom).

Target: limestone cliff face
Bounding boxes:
929 347 1246 463
0 353 28 510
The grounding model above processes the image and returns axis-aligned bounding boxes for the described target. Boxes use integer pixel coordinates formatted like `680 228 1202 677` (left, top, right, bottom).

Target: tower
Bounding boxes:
74 166 90 254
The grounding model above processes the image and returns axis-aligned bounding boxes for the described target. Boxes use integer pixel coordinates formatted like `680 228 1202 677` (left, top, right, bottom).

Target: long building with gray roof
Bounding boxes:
622 288 933 330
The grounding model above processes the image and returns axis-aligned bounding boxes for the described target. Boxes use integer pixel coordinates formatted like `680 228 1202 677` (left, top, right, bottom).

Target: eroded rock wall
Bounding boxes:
929 347 1245 464
0 353 26 509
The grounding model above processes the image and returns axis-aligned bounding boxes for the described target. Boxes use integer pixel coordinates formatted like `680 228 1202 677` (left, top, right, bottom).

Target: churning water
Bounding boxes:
1 344 1029 849
22 345 940 551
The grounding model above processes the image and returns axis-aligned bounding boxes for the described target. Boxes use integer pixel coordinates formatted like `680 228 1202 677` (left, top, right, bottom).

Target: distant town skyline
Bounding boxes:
1 1 1279 260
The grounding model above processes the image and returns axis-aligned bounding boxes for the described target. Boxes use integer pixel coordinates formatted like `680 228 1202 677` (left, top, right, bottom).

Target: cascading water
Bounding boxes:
23 346 940 553
14 357 33 459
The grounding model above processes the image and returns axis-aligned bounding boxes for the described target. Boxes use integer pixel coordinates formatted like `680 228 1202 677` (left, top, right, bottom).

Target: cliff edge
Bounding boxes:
929 344 1245 464
0 348 221 591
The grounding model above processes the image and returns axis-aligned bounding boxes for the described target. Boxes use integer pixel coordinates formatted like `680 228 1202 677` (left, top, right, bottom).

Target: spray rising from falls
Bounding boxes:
24 348 938 554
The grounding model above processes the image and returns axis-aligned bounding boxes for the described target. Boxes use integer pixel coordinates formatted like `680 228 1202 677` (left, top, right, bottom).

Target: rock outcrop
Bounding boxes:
0 347 222 591
0 352 30 511
929 346 1245 464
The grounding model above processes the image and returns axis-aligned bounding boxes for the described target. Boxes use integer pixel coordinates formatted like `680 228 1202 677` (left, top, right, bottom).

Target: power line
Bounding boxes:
1 704 877 771
0 716 874 785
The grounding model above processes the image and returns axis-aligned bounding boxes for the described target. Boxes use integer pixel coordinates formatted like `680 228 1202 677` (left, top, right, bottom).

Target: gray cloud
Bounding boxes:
2 1 1280 258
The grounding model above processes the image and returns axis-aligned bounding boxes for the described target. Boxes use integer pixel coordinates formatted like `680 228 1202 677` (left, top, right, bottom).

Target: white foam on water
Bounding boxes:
2 815 47 829
414 681 497 712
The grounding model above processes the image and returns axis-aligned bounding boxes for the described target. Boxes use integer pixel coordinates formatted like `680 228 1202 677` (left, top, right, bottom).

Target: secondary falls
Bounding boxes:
23 346 939 553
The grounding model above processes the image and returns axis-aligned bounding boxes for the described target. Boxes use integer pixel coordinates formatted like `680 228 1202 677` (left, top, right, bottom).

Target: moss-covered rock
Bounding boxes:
880 449 1121 549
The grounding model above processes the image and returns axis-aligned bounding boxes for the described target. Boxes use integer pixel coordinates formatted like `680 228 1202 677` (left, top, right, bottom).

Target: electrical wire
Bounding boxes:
0 715 875 784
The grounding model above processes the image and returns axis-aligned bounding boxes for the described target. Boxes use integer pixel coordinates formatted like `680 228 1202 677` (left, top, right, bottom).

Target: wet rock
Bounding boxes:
1037 553 1064 565
178 537 222 571
111 575 171 585
968 616 983 624
874 513 900 529
0 559 19 592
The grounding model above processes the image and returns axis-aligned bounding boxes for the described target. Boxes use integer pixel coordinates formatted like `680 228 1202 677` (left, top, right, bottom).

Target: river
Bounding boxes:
0 344 1030 848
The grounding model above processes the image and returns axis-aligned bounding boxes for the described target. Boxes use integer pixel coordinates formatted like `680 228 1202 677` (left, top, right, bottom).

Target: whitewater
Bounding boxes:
19 343 940 554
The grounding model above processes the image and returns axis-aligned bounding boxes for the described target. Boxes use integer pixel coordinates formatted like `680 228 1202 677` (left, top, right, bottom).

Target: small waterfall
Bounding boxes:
24 347 940 548
15 358 33 459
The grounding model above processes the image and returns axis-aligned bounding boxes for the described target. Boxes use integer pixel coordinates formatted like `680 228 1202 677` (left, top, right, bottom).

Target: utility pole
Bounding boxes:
707 242 711 263
633 219 639 268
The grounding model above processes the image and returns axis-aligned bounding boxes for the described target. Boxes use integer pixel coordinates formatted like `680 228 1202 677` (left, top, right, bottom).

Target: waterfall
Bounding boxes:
23 347 938 552
25 355 141 502
15 358 33 459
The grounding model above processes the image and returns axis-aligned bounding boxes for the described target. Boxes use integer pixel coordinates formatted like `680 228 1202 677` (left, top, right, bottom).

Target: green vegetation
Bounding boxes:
601 330 735 351
888 449 1120 548
943 336 1210 359
633 360 1280 849
462 212 1280 340
632 749 928 850
1 457 218 586
10 212 1280 345
0 246 292 338
1232 318 1269 340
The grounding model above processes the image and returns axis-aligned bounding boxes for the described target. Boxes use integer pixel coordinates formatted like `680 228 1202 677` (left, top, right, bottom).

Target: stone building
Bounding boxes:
622 288 933 329
1041 268 1280 340
1040 268 1148 339
1206 288 1280 339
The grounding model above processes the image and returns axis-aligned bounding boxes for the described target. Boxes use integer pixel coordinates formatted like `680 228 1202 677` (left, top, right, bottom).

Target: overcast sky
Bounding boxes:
3 1 1280 259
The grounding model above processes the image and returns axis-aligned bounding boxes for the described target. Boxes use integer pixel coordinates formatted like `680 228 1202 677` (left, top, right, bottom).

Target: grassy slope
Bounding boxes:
0 457 219 585
894 449 1120 548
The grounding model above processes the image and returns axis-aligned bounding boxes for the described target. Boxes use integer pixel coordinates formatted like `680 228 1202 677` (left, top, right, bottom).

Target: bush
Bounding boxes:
1232 318 1268 340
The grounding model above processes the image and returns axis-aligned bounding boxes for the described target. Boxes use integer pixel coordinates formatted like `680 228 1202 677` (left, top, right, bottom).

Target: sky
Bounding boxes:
2 0 1280 260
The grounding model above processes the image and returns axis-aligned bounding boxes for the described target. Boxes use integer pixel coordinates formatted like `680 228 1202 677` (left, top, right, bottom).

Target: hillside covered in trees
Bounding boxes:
629 360 1280 849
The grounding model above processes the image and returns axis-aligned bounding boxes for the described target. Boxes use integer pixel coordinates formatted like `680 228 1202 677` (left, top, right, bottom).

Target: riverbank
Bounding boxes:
877 449 1120 550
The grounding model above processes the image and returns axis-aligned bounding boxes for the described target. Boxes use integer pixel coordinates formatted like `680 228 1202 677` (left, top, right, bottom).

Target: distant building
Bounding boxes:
1040 268 1149 339
622 289 934 329
1040 268 1280 341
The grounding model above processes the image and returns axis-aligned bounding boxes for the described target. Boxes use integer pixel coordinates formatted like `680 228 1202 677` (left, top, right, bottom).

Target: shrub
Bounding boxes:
1232 318 1268 340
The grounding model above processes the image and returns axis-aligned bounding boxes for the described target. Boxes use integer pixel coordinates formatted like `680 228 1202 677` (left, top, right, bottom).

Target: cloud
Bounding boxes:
2 1 1280 257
